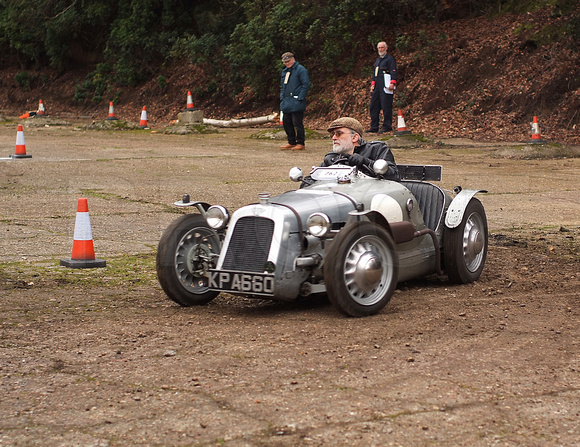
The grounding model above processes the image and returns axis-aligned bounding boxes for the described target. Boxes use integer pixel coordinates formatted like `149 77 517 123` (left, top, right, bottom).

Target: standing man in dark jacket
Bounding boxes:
280 52 310 151
368 41 397 134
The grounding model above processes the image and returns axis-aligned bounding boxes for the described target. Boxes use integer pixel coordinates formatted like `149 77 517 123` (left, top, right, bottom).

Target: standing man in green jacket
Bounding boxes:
279 52 310 151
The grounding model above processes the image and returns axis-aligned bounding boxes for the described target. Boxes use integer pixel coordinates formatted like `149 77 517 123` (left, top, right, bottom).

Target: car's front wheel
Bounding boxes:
157 214 221 306
444 198 488 283
324 222 398 317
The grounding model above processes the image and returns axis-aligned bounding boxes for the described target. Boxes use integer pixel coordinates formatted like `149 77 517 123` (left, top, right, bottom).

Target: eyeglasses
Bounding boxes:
331 130 346 137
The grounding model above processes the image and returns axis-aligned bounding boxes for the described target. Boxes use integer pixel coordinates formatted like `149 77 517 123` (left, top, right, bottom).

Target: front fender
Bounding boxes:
445 189 487 229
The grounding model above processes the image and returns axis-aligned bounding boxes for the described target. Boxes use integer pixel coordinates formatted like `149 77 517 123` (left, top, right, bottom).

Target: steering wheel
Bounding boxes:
323 154 351 166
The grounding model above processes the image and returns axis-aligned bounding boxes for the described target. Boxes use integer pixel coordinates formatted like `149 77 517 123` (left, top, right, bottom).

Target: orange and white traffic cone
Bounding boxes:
10 124 32 159
60 198 106 268
527 116 546 144
183 91 196 111
37 100 47 116
105 101 118 120
395 109 411 135
139 106 149 128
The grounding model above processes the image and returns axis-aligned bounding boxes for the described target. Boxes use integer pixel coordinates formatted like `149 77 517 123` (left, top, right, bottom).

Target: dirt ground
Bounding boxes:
1 118 579 446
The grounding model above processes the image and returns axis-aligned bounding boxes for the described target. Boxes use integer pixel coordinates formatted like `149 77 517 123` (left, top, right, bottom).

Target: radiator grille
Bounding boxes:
222 216 275 272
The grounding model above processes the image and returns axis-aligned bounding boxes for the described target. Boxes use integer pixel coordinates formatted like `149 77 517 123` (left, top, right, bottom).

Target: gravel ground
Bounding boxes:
1 119 579 446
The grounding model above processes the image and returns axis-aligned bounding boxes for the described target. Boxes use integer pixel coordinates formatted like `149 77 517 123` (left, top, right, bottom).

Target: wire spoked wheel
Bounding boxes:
157 214 221 306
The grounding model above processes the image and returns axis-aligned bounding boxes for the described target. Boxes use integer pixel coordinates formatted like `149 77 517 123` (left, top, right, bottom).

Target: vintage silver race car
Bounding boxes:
156 160 488 316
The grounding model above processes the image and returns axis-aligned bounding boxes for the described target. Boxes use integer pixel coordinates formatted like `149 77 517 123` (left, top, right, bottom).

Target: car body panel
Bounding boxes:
157 164 488 312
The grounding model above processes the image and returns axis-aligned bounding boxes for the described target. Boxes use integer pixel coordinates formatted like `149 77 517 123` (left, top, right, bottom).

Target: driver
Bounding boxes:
322 117 400 180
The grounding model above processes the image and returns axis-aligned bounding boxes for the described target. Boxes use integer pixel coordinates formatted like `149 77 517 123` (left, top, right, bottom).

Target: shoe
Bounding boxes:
292 144 305 151
377 130 384 135
280 143 296 150
365 129 378 133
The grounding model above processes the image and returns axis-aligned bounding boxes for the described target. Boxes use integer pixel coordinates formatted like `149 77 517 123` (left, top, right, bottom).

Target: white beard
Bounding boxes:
332 141 353 155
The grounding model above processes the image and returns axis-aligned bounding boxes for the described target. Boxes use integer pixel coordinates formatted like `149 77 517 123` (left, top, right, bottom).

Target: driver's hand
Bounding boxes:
347 153 365 167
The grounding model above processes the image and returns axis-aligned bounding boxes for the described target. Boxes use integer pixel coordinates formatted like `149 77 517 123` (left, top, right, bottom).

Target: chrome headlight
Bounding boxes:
373 159 389 175
307 212 331 237
289 166 304 182
206 205 229 230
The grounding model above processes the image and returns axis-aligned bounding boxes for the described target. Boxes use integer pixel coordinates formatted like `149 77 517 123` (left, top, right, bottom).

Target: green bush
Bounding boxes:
74 63 111 103
1 0 578 105
14 71 35 89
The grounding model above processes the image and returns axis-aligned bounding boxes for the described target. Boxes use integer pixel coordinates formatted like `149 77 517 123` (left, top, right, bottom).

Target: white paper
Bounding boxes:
383 73 394 94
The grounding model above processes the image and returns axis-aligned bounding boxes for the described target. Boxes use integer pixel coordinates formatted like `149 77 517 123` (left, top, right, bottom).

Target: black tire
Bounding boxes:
156 214 220 306
324 221 398 317
444 198 488 284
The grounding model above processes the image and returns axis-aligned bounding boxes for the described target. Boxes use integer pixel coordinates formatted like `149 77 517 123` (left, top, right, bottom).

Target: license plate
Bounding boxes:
208 270 275 296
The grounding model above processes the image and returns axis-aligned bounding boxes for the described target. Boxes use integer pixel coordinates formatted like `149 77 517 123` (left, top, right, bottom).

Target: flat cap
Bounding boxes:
327 117 364 137
281 52 294 61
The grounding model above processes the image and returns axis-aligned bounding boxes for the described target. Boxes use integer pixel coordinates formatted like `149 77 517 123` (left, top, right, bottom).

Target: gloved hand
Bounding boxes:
324 153 350 166
323 153 338 165
347 153 366 168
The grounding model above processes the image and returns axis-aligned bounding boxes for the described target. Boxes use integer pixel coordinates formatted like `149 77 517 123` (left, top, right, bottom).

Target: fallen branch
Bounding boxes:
203 112 279 128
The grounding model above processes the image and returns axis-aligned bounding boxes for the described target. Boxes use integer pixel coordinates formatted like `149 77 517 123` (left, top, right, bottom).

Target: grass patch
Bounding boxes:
0 252 158 291
163 124 220 135
494 143 580 159
251 128 326 140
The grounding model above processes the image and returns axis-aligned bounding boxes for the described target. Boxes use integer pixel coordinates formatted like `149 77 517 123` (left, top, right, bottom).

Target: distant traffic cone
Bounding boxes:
183 91 196 111
60 198 106 268
139 106 148 128
105 101 118 120
527 116 546 144
10 124 32 159
36 100 47 116
395 110 411 135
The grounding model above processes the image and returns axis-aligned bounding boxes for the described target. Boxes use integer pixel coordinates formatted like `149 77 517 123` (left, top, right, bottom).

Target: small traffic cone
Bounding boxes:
36 100 47 116
139 106 149 128
527 116 546 144
60 198 106 268
105 101 118 120
395 110 411 135
183 91 196 111
10 124 32 159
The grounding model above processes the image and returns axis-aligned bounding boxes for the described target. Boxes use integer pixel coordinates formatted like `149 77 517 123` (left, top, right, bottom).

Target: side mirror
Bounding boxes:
373 159 389 175
289 167 304 182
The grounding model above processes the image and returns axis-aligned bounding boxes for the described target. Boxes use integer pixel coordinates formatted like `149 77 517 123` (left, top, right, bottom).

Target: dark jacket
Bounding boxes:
280 61 310 113
321 139 400 181
372 54 397 91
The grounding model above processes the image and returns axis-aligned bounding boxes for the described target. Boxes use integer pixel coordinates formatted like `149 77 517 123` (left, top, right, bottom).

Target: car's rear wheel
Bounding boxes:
157 214 220 306
444 198 488 283
324 222 398 317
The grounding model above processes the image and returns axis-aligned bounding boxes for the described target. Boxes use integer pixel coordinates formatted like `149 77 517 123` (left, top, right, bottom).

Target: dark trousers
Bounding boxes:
369 91 394 131
283 111 305 145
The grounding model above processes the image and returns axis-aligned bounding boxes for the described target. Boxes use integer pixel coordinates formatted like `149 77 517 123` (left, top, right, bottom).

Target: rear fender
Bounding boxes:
445 190 487 229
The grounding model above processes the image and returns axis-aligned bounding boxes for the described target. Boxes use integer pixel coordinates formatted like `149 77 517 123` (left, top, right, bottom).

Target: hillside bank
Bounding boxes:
1 6 578 145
